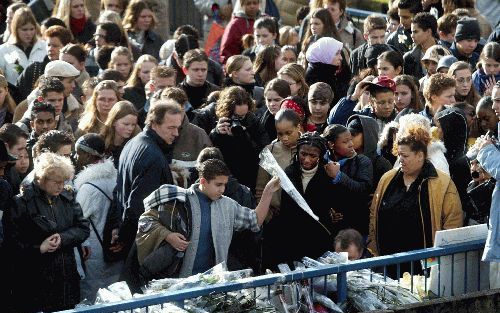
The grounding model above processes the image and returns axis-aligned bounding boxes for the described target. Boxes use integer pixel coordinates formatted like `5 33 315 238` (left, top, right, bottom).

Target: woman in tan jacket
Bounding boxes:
368 124 463 276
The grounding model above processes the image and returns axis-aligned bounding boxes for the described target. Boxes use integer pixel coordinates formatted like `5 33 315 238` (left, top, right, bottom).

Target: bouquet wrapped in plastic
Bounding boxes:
259 148 318 221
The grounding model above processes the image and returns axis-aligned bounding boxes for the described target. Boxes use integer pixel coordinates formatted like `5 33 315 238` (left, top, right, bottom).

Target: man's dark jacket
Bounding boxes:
117 126 174 249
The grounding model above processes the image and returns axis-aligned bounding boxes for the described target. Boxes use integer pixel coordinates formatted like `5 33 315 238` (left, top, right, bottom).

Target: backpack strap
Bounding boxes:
83 182 112 201
82 182 112 248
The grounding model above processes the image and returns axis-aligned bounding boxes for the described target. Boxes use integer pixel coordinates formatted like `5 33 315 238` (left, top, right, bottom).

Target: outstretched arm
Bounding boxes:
254 177 281 226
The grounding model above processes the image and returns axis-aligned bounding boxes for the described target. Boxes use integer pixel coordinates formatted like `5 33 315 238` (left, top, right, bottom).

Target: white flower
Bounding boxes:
398 34 408 44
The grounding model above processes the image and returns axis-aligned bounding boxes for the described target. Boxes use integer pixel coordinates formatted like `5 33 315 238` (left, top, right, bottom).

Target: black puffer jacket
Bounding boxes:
3 182 89 313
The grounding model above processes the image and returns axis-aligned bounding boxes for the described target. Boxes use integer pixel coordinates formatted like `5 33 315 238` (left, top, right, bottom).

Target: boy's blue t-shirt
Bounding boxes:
192 189 215 274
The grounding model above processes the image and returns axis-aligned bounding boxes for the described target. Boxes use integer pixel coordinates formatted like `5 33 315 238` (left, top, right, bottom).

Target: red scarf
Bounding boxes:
70 15 87 35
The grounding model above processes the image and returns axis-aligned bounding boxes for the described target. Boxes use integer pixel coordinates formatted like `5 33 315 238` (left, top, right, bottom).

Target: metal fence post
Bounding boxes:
337 271 348 303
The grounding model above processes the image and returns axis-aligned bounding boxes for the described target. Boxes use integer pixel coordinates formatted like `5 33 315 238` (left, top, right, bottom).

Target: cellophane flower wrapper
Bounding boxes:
259 148 319 221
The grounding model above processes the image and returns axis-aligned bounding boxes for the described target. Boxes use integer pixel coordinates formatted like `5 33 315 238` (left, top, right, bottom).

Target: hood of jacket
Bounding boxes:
347 114 379 160
74 158 117 191
436 108 468 161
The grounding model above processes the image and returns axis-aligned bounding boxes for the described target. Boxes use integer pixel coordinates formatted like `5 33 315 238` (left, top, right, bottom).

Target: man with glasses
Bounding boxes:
476 81 500 289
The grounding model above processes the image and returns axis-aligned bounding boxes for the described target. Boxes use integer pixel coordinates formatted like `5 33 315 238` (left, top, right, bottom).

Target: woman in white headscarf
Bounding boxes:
305 37 351 106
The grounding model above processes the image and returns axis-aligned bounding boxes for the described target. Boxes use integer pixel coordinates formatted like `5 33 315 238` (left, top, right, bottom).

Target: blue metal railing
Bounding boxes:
60 239 486 313
346 7 386 20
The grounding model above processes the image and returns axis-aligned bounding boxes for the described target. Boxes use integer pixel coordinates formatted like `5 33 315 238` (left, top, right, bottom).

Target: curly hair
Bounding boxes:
423 73 456 103
33 130 74 158
34 151 74 182
216 86 254 119
395 124 431 157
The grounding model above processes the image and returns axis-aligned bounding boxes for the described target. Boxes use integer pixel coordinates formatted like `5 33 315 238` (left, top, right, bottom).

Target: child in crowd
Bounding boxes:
472 42 500 96
323 124 373 236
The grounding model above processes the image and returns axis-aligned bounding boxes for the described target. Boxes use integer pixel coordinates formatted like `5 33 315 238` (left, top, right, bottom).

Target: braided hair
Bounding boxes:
296 132 328 160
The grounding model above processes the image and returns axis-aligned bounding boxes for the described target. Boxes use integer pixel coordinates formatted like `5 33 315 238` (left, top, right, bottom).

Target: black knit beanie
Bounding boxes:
454 17 481 42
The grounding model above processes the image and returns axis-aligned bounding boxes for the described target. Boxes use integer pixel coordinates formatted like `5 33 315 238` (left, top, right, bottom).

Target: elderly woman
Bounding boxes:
3 152 89 312
368 124 462 275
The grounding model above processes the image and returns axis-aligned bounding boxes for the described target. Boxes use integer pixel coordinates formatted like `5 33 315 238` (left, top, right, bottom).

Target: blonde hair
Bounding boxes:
34 151 74 182
79 80 121 134
0 75 16 114
53 0 90 28
279 26 297 46
101 100 139 150
8 7 41 45
109 46 134 77
277 63 309 98
126 54 158 89
123 0 157 32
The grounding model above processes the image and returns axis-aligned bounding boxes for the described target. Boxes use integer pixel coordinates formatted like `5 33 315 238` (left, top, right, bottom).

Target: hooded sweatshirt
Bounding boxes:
436 107 472 209
347 115 392 187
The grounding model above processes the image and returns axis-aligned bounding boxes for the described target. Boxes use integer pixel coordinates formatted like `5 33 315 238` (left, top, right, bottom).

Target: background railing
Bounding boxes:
59 239 487 313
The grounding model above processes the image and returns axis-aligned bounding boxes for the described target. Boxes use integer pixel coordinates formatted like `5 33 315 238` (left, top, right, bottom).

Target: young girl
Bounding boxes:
472 42 500 96
255 108 302 220
0 8 46 86
77 80 121 137
476 96 498 137
100 0 126 15
277 63 309 99
109 46 134 80
123 54 158 111
394 75 423 113
224 55 264 105
448 61 481 107
306 82 334 133
101 100 140 168
260 78 291 142
53 0 96 44
301 8 339 58
0 75 16 127
280 45 298 65
323 124 373 235
419 45 450 91
376 51 404 79
123 0 163 60
253 45 285 87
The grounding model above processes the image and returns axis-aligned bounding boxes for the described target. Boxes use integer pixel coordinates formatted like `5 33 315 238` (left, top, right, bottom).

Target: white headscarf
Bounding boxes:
306 37 343 65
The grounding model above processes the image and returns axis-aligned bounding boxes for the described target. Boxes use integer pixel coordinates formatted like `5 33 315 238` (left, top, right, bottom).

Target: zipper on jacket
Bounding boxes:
418 179 428 249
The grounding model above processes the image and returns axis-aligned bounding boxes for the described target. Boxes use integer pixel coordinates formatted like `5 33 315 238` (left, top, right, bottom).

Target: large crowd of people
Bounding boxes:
0 0 499 311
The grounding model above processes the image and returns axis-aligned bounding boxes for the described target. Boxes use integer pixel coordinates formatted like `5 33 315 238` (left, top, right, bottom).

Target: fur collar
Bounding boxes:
74 158 117 190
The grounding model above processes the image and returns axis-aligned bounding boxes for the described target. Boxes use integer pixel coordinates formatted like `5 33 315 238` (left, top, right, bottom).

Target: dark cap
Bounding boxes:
437 55 458 72
0 139 18 162
75 133 105 157
359 75 396 93
364 44 393 68
455 17 481 42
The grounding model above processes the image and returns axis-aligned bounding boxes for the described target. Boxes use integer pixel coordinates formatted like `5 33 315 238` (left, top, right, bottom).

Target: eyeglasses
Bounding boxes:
456 77 472 84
